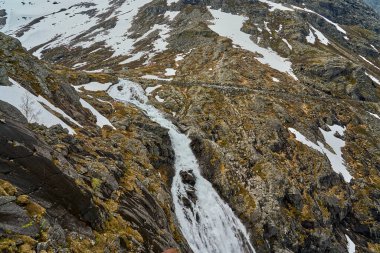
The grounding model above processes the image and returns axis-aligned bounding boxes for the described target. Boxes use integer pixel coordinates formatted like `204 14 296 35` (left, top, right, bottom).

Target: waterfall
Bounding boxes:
108 79 256 253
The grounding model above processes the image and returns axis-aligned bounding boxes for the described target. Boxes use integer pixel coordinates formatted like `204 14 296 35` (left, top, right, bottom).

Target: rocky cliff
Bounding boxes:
0 0 380 252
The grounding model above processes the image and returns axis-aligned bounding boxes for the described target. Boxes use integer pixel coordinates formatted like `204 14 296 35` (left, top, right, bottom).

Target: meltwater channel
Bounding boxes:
108 80 255 253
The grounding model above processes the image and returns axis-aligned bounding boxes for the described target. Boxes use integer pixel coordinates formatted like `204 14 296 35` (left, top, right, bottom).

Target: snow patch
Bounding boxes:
165 11 180 21
175 54 185 62
0 78 77 134
289 125 352 183
73 62 87 69
258 0 294 12
282 38 293 50
79 99 115 129
165 68 176 76
141 75 173 81
365 72 380 85
275 24 283 33
368 111 380 119
155 95 165 102
145 85 162 96
310 25 329 45
73 82 112 92
292 6 347 34
360 56 380 71
371 44 379 53
1 0 155 58
264 21 272 34
208 8 297 80
306 29 316 44
345 235 355 253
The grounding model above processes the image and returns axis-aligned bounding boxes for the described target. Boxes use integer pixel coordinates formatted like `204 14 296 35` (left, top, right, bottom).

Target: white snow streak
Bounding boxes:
345 235 355 253
289 125 352 182
79 98 114 129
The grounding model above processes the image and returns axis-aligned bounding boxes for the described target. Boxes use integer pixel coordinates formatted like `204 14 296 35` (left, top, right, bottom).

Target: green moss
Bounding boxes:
21 220 34 229
91 178 102 190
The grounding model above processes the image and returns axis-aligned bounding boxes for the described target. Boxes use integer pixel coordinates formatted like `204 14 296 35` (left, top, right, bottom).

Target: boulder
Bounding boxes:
180 170 196 186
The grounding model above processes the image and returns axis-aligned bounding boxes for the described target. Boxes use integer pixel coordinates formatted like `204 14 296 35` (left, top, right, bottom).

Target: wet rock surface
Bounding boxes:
180 170 196 186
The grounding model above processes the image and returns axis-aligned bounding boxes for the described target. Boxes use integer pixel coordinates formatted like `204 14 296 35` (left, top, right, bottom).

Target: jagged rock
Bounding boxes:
118 184 191 253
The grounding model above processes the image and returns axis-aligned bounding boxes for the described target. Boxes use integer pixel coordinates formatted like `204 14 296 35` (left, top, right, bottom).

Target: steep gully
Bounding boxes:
108 79 256 253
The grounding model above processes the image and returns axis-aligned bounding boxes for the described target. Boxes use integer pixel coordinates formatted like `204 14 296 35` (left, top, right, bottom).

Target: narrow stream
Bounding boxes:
108 79 255 253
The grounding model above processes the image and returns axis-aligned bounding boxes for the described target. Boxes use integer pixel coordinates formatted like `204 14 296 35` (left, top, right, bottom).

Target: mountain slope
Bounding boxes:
364 0 380 14
0 32 191 253
0 0 380 252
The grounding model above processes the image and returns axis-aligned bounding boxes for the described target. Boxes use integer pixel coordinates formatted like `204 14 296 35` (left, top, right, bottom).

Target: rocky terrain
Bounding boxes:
0 0 379 252
364 0 380 14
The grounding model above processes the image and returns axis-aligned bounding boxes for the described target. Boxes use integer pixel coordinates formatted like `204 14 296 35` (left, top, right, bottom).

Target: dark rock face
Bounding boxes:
119 185 190 253
0 116 105 231
0 199 40 237
0 101 27 124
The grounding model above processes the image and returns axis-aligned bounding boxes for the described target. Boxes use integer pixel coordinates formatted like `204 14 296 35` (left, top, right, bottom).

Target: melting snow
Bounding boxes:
272 77 280 82
0 78 77 134
141 75 173 81
73 82 112 92
310 25 329 45
155 95 165 102
85 69 104 73
145 85 162 96
292 6 347 34
368 111 380 119
365 72 380 85
120 52 146 65
79 99 115 129
175 54 185 62
345 235 355 253
208 8 297 80
165 11 180 21
275 24 283 33
167 0 179 5
97 98 114 109
289 125 352 183
165 68 176 76
1 0 155 58
264 21 272 34
258 0 294 12
360 56 380 71
306 29 316 44
73 62 87 69
282 38 293 50
371 44 379 53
